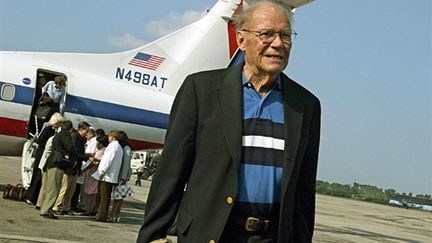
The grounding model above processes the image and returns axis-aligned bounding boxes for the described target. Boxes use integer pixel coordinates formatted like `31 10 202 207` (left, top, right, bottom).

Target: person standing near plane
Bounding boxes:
83 135 109 216
137 1 321 242
92 130 123 222
73 128 97 212
39 120 75 219
110 130 133 223
35 120 61 210
24 112 64 205
52 121 90 215
39 75 66 119
135 161 145 187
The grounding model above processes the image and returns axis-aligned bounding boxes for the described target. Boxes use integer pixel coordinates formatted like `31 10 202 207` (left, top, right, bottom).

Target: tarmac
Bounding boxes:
0 156 177 243
1 156 431 242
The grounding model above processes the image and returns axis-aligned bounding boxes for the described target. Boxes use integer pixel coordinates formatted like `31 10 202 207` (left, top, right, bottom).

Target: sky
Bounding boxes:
1 0 431 195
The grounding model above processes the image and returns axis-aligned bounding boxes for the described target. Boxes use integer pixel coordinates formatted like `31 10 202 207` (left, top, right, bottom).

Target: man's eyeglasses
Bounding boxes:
241 29 297 44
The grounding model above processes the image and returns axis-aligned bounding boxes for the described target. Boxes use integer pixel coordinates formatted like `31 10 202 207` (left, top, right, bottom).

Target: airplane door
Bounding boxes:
28 70 67 137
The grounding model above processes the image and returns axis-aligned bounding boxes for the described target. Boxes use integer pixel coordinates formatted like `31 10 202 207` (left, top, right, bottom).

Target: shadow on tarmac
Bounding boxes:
0 156 158 242
1 182 148 226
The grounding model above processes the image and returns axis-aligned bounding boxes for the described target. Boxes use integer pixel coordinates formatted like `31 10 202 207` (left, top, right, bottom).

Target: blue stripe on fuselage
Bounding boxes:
65 95 168 129
0 81 34 105
0 81 169 129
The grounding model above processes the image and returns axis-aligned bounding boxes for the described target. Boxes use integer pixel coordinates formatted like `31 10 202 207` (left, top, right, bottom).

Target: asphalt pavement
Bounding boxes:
0 156 177 243
3 156 431 242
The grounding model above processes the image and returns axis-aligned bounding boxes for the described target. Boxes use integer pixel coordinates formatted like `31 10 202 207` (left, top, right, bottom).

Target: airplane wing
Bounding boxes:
270 0 314 10
282 0 314 8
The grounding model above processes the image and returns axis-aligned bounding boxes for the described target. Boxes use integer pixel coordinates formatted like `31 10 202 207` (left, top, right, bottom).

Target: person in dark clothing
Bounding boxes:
137 1 321 242
25 113 63 205
135 161 145 187
53 121 90 215
39 120 75 219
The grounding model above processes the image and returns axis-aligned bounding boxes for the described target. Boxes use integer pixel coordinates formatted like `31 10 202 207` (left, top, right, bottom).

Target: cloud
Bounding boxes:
107 9 205 50
108 33 147 50
144 10 206 39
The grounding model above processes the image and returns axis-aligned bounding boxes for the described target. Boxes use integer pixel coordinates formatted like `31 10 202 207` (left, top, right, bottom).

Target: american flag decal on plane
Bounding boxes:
128 52 166 70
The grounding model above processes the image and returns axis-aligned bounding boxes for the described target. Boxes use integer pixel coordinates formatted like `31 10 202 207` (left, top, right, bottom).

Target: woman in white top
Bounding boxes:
110 130 133 222
92 130 123 222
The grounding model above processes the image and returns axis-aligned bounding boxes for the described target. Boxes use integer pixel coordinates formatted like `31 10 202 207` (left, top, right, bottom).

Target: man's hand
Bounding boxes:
38 93 52 105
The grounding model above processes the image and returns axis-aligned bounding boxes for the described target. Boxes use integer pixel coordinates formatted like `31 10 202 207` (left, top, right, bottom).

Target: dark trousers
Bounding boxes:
97 181 114 221
25 163 42 204
71 183 80 209
135 172 143 186
26 142 47 204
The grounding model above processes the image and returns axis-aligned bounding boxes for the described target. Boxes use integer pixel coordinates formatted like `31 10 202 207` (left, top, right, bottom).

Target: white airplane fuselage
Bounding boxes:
0 0 245 155
0 0 313 156
1 51 175 155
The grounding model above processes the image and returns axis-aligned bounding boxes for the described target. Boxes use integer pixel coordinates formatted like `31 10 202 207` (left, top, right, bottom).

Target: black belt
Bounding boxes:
230 216 277 232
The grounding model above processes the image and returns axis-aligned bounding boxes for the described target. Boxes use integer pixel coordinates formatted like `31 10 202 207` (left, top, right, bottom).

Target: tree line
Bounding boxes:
315 180 431 205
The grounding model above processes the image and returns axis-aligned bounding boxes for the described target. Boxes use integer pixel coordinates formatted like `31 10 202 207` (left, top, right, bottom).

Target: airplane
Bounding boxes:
0 0 313 186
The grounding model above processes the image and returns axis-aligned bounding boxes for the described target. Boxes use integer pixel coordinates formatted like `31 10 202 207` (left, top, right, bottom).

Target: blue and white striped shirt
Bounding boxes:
234 73 285 218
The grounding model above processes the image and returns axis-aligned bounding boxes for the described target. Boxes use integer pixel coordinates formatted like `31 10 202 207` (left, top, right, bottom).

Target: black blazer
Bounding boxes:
64 131 86 176
137 64 321 243
45 129 75 170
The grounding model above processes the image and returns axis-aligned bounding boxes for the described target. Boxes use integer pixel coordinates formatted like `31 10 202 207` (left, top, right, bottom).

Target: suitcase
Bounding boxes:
2 183 27 201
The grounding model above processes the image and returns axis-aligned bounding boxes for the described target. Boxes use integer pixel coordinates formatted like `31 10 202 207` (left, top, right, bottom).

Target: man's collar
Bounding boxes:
242 72 282 91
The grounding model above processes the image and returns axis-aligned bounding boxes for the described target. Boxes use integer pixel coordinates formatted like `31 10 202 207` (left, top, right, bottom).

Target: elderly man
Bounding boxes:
137 1 321 242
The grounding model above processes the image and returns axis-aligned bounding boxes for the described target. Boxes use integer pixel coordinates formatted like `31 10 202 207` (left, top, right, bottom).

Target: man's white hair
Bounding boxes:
234 0 294 31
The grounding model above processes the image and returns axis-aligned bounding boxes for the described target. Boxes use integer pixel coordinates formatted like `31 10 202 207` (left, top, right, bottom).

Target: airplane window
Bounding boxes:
1 84 15 101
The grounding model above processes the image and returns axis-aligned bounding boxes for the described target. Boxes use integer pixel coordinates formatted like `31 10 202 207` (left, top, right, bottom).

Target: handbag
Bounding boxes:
38 92 52 105
52 151 74 170
2 184 27 201
35 104 52 120
113 184 134 200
